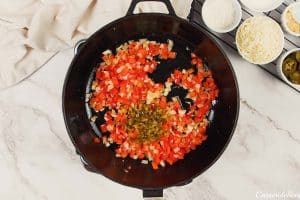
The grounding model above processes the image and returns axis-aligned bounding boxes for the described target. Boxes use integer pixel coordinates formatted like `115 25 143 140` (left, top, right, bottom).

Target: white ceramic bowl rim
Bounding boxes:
201 0 242 33
240 0 284 12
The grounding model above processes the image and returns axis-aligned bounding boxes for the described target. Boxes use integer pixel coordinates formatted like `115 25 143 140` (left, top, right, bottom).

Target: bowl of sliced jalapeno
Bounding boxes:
277 48 300 88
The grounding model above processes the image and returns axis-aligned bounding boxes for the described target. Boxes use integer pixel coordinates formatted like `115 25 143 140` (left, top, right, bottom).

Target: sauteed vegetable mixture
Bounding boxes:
89 39 219 169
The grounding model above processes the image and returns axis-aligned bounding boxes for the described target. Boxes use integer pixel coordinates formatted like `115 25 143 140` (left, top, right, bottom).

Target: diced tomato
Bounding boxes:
151 161 159 170
89 40 218 169
168 52 176 59
93 137 101 143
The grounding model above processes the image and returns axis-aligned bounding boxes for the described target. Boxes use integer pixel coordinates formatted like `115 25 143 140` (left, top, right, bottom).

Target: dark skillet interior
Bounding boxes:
63 13 239 189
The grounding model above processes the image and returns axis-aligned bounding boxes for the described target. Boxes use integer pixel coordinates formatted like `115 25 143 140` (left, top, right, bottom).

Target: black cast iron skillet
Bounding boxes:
62 0 239 198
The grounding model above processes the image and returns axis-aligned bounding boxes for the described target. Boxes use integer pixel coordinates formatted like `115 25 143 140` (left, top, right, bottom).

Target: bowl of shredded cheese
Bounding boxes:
236 16 284 65
282 2 300 37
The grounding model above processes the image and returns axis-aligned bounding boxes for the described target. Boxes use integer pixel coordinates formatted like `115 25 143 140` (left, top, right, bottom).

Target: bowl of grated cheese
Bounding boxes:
236 16 284 65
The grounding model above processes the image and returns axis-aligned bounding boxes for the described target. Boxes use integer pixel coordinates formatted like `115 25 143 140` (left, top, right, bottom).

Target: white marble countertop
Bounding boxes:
0 42 300 200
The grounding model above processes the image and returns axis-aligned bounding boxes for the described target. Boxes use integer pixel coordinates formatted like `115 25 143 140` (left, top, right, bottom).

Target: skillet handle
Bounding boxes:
74 39 87 55
126 0 176 17
143 189 163 200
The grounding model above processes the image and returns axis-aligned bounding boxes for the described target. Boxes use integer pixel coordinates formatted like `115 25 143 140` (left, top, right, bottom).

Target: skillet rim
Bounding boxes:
62 12 240 189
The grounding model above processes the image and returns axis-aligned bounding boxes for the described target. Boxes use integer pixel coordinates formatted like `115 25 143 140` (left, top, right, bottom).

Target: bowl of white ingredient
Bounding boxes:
240 0 284 12
201 0 242 33
236 16 284 65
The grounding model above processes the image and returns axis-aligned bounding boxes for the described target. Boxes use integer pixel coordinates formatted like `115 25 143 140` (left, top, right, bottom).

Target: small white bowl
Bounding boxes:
235 16 284 65
201 0 242 33
276 48 300 89
281 2 300 37
240 0 284 13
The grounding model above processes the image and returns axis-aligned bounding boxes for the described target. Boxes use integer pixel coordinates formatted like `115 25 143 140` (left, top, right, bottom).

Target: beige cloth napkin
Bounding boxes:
0 0 192 89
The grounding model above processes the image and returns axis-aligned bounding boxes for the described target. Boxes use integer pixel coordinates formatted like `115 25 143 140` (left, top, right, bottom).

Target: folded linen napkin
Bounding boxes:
0 0 192 89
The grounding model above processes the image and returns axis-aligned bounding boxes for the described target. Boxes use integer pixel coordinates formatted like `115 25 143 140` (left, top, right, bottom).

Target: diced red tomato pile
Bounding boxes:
89 39 219 169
